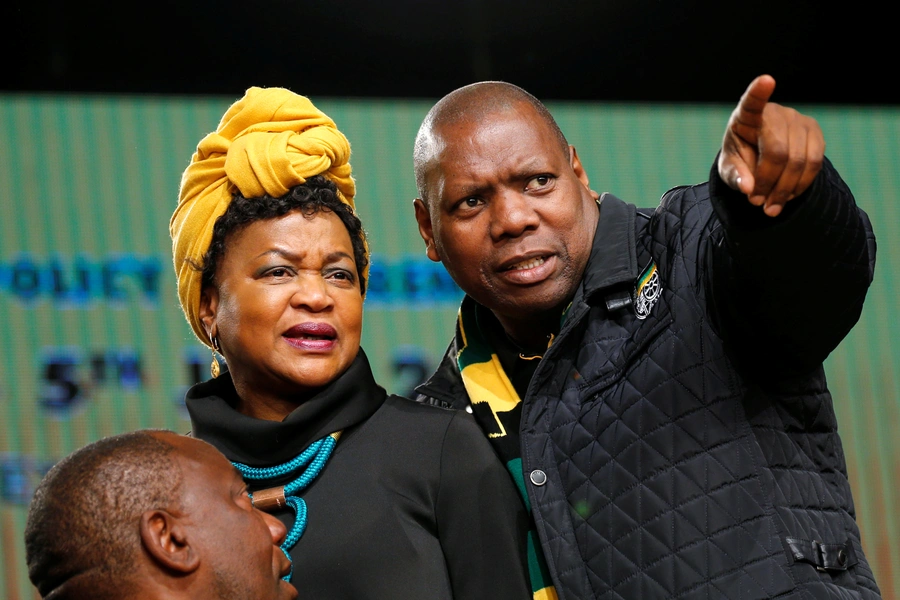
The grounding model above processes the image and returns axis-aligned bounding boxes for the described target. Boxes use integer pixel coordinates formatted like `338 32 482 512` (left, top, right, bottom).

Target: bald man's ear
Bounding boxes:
570 146 600 201
140 510 200 574
413 198 441 263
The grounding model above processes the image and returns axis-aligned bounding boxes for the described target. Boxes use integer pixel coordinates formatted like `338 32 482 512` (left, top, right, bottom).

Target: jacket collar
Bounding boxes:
186 348 385 466
580 193 639 302
415 318 471 410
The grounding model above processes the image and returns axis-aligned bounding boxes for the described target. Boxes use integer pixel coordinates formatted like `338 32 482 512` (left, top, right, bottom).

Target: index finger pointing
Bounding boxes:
733 75 777 133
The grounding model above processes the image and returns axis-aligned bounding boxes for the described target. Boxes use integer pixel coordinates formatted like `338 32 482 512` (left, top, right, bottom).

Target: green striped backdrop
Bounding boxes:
0 94 896 599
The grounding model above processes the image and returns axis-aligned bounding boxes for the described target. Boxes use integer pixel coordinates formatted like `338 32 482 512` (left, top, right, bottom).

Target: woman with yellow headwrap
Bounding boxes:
170 87 530 598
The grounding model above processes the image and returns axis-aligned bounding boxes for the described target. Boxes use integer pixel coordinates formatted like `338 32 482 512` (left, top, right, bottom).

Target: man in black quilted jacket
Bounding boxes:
412 75 881 599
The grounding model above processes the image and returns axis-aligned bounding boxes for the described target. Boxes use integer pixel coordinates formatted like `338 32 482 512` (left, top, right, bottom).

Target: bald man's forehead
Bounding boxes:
426 101 527 155
430 103 564 163
431 97 527 131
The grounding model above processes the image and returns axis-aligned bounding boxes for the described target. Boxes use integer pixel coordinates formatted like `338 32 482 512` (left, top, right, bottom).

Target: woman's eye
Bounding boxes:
328 269 355 283
268 267 290 278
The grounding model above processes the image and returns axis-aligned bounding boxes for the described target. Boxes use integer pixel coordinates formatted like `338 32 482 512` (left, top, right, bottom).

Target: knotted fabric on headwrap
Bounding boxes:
170 86 359 347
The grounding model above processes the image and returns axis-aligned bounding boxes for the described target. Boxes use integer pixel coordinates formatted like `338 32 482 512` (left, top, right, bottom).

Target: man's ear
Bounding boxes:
413 198 441 263
570 146 600 201
199 287 219 342
139 510 200 574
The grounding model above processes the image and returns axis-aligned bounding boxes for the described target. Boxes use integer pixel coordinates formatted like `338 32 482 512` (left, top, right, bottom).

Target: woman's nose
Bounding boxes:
289 275 333 312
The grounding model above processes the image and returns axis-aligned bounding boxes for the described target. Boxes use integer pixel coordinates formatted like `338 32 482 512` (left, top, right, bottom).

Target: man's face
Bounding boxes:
162 434 297 600
414 102 599 323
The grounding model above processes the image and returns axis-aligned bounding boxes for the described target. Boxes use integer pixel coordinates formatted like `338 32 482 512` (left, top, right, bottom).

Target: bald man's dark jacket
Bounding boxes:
417 159 882 599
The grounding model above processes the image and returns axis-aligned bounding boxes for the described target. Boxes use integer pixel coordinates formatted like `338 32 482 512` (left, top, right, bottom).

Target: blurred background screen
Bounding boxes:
0 94 897 599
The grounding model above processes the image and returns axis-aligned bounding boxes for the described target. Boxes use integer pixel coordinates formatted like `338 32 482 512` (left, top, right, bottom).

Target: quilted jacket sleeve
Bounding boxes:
705 157 876 380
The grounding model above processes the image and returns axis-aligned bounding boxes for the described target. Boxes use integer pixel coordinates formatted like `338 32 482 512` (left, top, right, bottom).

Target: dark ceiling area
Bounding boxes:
4 1 890 105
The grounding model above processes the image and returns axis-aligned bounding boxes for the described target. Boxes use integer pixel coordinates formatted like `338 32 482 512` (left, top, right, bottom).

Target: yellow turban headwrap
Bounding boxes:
170 87 361 347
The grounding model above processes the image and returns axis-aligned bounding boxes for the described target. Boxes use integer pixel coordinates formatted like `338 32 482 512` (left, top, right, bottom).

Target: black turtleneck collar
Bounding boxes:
186 348 386 466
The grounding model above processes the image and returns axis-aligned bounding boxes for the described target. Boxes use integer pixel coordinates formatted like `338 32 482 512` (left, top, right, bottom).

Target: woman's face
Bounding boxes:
201 210 363 406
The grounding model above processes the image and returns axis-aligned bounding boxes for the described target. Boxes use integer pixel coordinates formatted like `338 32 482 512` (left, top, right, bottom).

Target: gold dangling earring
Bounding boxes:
210 335 221 378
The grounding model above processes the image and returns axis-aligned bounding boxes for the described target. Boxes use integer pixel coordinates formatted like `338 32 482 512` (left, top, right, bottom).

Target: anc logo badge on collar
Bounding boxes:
634 260 661 320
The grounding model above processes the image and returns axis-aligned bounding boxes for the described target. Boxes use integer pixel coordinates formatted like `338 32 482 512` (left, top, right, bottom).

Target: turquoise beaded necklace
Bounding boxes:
231 431 341 581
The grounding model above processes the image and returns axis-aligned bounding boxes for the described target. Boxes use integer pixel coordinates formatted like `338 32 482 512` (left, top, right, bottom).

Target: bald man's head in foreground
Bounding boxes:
24 430 297 600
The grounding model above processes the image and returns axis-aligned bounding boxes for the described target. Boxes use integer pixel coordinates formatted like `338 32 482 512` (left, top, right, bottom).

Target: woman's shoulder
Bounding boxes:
374 396 514 497
381 393 470 418
372 395 484 443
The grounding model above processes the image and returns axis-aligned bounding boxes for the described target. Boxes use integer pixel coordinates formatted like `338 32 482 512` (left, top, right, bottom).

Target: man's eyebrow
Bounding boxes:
511 159 555 180
443 181 492 200
444 159 554 197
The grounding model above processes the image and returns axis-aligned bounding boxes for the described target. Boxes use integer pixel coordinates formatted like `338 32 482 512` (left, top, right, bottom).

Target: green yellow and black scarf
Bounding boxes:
455 299 558 600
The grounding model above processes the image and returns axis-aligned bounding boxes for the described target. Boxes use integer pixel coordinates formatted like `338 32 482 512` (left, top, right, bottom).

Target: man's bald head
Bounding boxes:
413 81 569 204
25 430 184 599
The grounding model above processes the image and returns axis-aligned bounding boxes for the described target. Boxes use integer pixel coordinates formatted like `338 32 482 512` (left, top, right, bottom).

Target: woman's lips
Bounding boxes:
283 322 337 351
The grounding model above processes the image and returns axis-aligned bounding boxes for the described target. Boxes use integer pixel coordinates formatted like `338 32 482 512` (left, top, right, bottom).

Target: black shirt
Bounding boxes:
186 349 531 600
